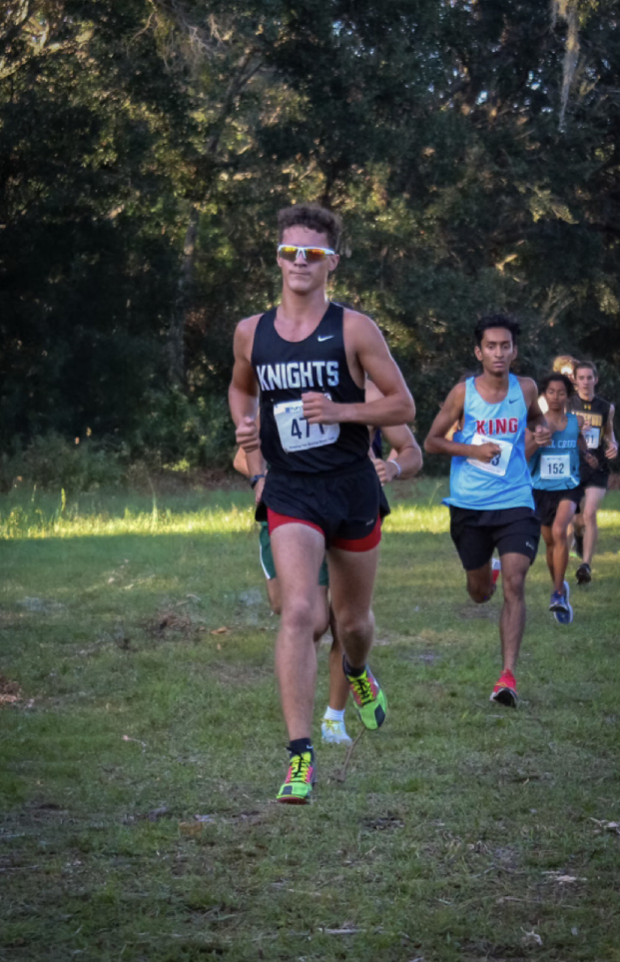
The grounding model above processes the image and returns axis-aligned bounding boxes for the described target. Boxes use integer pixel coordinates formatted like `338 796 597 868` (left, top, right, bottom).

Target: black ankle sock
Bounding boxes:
343 656 365 678
288 738 313 758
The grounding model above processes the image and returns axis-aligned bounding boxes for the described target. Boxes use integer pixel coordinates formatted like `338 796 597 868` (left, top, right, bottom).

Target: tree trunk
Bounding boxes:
168 204 199 388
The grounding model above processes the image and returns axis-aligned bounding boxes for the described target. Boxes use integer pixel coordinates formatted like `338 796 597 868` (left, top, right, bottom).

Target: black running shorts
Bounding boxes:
533 486 583 528
579 462 609 491
256 458 390 548
449 506 540 571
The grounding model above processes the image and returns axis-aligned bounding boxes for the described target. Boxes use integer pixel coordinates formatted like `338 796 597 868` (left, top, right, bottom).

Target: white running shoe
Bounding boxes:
321 718 352 745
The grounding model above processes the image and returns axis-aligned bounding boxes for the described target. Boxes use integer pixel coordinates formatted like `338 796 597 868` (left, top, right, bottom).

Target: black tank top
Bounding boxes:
251 302 369 473
569 394 611 465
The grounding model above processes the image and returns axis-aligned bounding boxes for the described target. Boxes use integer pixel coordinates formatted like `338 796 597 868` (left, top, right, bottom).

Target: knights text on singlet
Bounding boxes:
445 374 534 510
251 302 369 473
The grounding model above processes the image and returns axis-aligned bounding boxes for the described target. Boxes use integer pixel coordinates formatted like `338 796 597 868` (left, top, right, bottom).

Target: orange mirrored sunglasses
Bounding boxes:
277 244 336 263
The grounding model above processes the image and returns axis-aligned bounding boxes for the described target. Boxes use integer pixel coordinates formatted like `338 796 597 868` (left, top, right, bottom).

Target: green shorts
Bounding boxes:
258 522 329 586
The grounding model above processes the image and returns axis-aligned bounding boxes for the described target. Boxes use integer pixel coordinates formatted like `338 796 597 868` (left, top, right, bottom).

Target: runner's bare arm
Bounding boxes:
374 427 423 484
604 403 618 459
524 414 553 459
233 445 267 477
232 407 266 479
424 384 501 463
302 312 414 427
233 446 250 478
365 378 423 484
524 428 540 460
364 381 422 482
233 446 249 478
229 317 261 454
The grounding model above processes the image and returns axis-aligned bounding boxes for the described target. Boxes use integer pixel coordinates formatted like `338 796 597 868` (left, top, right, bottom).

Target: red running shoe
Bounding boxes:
490 669 518 708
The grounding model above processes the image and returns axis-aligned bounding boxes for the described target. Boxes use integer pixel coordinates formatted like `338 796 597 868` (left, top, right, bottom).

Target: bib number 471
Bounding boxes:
291 417 325 441
274 398 340 453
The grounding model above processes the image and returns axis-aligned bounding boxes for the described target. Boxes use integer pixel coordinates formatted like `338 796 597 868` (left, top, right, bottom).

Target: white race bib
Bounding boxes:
274 399 340 453
583 425 600 450
466 433 513 477
540 453 570 480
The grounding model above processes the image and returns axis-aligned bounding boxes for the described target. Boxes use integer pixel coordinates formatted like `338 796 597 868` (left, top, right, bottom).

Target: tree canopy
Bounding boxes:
1 0 619 472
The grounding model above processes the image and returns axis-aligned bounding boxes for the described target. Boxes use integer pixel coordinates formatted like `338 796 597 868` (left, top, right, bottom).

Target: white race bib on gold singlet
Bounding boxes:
466 433 513 477
540 453 570 479
274 399 340 453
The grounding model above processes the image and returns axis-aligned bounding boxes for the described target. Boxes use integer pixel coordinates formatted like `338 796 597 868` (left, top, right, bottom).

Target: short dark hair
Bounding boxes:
539 372 574 397
277 204 342 251
474 314 521 347
574 360 598 378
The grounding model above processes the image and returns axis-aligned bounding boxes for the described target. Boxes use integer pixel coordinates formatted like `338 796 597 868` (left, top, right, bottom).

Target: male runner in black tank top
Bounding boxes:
232 384 423 749
568 360 617 584
229 203 415 804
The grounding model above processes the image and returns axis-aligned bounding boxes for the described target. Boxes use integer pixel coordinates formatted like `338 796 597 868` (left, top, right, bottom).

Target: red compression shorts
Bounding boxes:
267 509 382 552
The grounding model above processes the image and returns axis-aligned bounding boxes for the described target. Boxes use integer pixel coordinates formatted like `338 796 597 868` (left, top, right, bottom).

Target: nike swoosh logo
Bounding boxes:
509 399 518 404
318 335 334 342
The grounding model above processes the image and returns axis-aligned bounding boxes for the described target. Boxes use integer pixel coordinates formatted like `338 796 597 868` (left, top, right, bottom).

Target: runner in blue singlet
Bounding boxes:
424 315 550 708
526 372 594 625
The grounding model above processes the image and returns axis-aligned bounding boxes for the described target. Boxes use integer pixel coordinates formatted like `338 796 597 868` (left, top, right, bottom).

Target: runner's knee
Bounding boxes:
335 608 373 640
312 616 329 644
551 522 567 544
280 597 315 633
502 570 526 600
467 582 491 604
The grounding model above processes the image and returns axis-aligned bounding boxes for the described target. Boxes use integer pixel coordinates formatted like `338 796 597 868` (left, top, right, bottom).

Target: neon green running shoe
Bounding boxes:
276 751 315 805
344 662 387 730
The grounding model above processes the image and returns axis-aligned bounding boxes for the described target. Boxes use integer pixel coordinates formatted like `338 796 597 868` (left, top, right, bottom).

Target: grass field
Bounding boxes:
1 479 619 961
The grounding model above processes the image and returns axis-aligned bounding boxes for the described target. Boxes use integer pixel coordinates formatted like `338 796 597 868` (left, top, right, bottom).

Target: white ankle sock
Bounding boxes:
323 707 345 722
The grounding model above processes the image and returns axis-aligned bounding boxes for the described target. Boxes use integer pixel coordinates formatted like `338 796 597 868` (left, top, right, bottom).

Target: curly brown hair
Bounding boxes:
277 204 342 251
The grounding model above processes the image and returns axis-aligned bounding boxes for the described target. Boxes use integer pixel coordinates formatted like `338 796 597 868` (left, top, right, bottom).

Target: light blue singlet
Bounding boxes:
528 412 581 491
445 374 534 511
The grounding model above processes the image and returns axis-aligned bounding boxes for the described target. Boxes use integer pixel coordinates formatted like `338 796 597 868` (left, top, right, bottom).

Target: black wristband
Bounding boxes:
250 474 265 489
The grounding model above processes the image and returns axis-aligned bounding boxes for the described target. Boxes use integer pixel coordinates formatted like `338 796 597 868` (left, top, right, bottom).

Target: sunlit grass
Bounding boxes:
0 478 453 540
2 483 618 540
597 509 620 529
0 489 257 539
0 504 256 539
383 503 449 534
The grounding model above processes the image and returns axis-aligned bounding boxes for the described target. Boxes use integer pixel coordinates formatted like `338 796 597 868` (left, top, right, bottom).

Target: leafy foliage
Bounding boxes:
1 0 619 474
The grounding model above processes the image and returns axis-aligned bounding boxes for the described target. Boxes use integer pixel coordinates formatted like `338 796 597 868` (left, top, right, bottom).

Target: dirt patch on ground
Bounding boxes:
0 672 23 705
455 603 499 621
